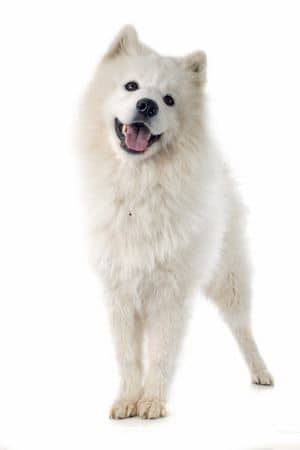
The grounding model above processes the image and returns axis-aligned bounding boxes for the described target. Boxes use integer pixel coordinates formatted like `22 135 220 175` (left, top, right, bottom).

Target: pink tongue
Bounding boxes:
124 125 150 152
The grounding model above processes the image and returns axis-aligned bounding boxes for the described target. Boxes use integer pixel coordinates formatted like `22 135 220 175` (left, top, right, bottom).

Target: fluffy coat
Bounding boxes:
78 25 273 419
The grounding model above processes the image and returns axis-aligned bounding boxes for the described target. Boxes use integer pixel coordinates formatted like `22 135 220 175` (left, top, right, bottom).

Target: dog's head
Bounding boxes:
90 26 207 161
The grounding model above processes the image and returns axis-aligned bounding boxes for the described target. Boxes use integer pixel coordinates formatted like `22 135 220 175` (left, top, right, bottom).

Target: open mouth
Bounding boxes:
115 118 162 154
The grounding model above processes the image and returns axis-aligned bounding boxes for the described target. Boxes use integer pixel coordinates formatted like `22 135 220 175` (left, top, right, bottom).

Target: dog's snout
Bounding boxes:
136 98 159 118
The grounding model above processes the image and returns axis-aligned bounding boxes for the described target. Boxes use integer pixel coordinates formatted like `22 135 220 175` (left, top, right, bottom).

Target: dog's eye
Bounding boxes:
163 95 175 106
125 81 139 91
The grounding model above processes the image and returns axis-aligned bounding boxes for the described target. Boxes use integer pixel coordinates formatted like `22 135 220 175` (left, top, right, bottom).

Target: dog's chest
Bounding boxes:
107 182 180 246
92 165 202 276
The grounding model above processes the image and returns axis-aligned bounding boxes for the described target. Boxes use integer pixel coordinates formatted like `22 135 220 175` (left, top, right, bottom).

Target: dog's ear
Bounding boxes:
182 51 207 84
103 25 147 60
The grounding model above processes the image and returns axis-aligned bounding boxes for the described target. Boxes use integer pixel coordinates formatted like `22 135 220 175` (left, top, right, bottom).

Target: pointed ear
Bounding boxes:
182 50 207 84
103 25 147 60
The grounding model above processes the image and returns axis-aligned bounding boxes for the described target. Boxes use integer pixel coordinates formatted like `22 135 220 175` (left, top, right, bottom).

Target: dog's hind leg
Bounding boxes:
205 218 274 386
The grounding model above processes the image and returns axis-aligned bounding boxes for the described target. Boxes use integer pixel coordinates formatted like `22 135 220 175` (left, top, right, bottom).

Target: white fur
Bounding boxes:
78 25 273 419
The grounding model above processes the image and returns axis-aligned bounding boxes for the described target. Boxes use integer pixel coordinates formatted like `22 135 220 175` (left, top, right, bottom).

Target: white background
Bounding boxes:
0 1 300 449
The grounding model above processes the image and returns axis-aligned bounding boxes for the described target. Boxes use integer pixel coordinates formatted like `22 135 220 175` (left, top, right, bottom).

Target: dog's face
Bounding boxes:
93 26 207 161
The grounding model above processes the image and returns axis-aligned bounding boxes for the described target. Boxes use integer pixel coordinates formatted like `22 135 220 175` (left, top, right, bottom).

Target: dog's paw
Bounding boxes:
137 398 167 419
109 399 137 419
252 369 274 386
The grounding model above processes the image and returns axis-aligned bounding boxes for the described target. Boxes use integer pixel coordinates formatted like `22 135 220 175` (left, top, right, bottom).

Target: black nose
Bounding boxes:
136 98 159 118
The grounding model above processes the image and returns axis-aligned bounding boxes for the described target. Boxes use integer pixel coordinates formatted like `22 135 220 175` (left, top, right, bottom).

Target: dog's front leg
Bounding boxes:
108 299 143 419
138 282 188 419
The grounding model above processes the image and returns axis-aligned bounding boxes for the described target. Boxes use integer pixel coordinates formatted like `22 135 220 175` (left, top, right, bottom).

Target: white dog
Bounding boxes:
78 25 273 419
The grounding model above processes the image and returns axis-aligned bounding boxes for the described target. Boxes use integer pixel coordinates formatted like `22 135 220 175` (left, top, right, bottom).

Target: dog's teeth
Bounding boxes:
122 124 127 135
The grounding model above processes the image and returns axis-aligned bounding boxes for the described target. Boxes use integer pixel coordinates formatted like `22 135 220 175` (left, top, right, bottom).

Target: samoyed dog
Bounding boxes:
78 25 273 419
